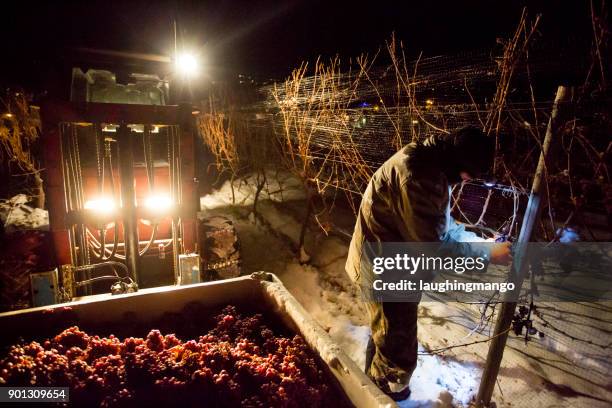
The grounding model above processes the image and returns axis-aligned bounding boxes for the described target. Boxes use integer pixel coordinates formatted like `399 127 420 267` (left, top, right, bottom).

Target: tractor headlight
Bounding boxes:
84 198 116 214
144 195 173 212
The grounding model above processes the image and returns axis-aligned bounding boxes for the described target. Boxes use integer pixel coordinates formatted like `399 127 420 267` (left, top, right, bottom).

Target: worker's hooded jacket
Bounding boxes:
345 136 491 285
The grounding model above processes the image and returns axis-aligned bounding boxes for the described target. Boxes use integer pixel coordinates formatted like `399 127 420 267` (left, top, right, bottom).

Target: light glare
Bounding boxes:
84 198 115 214
176 53 199 78
145 195 173 211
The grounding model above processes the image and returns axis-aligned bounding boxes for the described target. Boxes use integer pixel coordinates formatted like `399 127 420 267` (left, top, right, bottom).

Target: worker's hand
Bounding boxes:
490 242 512 265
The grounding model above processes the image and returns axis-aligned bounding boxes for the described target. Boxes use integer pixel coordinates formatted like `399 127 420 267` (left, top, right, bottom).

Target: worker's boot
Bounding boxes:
368 373 411 401
383 381 411 401
365 344 411 401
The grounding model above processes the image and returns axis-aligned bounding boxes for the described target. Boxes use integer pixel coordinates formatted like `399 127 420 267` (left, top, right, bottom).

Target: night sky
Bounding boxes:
2 0 593 98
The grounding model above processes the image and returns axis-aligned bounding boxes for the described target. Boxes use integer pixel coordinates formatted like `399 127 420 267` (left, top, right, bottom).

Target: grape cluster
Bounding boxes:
0 306 336 407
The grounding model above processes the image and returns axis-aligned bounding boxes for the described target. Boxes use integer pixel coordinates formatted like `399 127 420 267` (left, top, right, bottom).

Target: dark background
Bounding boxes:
1 0 595 99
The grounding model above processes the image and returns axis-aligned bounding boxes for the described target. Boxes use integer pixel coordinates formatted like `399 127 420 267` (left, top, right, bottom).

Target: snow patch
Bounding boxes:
0 194 48 233
403 349 479 407
200 171 305 211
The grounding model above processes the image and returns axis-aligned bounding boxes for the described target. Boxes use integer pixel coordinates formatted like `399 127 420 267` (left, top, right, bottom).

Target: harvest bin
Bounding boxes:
0 272 395 408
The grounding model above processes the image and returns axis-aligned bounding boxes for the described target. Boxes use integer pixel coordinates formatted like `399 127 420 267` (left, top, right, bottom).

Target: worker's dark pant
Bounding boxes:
364 301 419 386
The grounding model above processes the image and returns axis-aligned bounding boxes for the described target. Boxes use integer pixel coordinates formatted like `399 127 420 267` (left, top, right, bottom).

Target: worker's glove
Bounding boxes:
490 241 512 265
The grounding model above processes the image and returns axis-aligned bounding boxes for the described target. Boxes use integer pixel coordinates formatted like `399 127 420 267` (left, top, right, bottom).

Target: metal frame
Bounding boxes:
41 100 198 290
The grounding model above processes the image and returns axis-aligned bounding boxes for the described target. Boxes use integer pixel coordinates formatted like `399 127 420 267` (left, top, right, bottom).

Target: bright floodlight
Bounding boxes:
144 195 173 212
84 198 115 214
176 53 199 78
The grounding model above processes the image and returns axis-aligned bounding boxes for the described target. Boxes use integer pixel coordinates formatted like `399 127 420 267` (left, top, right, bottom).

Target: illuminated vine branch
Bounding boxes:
0 92 43 208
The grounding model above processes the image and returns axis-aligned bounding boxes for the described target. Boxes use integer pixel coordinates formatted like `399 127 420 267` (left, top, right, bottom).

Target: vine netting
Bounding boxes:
198 9 609 243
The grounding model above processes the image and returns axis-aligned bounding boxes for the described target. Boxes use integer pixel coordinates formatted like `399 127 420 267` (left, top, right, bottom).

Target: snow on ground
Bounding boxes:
200 171 612 408
0 194 48 233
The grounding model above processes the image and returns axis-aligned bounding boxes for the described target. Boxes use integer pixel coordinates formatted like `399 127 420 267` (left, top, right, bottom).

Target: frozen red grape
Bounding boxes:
0 306 335 407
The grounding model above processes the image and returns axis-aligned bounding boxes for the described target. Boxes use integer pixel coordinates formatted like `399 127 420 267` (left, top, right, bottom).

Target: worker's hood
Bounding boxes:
407 134 494 184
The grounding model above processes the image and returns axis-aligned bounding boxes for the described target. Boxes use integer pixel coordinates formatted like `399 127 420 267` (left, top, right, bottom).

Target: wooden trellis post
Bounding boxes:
475 85 570 407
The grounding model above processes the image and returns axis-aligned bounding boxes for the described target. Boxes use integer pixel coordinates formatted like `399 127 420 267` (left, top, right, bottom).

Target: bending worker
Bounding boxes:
345 126 512 400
